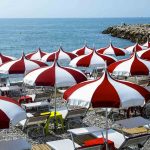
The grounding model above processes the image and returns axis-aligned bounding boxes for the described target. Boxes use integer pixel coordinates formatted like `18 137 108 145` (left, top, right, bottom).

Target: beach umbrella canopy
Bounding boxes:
72 45 93 56
69 51 117 68
63 70 150 108
108 53 150 76
0 96 26 129
0 54 48 74
125 43 146 54
0 53 16 65
97 43 126 56
23 60 87 87
26 48 48 60
143 40 150 48
137 48 150 61
42 47 77 62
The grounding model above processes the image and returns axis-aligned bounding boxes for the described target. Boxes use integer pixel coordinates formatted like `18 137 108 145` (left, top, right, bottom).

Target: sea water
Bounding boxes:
0 18 150 81
0 18 150 57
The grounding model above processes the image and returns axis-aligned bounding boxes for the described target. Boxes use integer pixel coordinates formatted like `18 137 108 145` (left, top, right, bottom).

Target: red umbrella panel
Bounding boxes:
0 53 16 65
72 45 93 56
108 53 150 76
125 43 146 54
42 47 77 62
23 61 87 87
97 43 126 56
137 48 150 61
26 48 48 60
0 54 48 74
69 51 117 68
0 96 26 129
63 70 150 108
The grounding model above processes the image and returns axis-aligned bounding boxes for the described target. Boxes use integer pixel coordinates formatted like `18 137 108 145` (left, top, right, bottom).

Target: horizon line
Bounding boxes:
0 17 150 19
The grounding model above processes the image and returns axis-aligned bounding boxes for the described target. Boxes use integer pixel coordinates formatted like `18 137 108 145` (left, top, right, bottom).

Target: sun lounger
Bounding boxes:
121 126 149 135
20 114 49 137
22 101 50 113
0 76 9 87
86 128 128 149
64 107 88 128
68 126 101 135
67 127 115 149
46 127 116 150
19 113 33 128
0 138 31 150
115 116 150 129
46 139 80 150
118 134 150 150
51 106 88 129
46 138 103 150
66 107 87 119
68 127 100 144
32 144 51 150
92 117 150 149
93 129 127 149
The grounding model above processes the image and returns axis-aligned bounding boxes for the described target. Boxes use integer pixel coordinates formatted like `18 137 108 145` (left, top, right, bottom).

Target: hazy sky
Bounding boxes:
0 0 149 18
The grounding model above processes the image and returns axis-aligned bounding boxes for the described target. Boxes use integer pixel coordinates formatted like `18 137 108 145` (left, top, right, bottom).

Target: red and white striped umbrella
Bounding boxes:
108 53 150 76
137 48 150 61
72 45 93 56
97 43 126 56
63 70 150 108
42 47 77 62
69 51 117 68
0 54 48 74
64 70 150 146
125 43 146 54
23 61 87 87
0 53 15 65
26 48 48 60
0 96 26 129
24 60 87 130
143 40 150 48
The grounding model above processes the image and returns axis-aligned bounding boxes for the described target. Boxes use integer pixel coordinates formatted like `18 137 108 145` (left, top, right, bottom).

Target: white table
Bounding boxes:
21 101 50 111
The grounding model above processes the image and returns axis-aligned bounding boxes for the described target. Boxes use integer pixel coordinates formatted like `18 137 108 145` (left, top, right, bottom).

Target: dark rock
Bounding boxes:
102 24 150 44
102 27 113 34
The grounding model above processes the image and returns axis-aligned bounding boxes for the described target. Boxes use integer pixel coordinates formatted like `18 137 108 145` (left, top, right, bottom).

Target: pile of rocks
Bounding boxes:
102 24 150 44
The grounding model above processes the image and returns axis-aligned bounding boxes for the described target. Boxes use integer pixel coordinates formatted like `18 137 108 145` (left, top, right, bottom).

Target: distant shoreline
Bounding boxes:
102 24 150 44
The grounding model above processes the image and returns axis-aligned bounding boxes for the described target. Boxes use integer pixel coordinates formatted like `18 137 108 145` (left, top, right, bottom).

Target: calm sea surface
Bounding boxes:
0 18 150 58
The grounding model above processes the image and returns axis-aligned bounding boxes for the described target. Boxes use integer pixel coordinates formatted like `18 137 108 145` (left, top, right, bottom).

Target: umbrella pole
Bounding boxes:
54 84 57 131
105 108 108 150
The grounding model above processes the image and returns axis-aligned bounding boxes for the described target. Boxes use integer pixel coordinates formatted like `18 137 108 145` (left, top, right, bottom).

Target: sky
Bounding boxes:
0 0 149 18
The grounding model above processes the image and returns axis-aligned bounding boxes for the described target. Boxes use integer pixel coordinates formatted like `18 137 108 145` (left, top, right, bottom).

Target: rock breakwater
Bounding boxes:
102 24 150 44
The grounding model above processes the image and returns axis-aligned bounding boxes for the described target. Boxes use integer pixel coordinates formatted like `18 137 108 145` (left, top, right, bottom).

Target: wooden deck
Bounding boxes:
32 144 51 150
